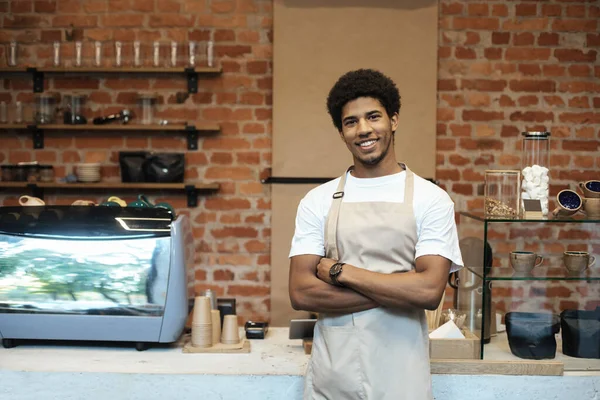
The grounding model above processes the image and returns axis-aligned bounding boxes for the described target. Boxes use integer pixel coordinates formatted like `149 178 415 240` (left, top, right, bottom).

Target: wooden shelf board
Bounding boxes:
0 123 220 132
0 182 220 191
0 68 28 73
36 67 222 74
0 124 29 129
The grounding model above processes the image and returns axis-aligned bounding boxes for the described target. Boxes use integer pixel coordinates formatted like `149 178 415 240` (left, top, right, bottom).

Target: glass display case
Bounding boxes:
456 211 600 370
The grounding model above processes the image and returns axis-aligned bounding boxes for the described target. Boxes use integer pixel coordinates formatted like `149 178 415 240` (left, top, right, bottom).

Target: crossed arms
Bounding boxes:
289 254 451 314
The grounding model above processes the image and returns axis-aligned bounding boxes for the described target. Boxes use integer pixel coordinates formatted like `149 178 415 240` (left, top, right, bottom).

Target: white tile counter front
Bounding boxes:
1 327 600 400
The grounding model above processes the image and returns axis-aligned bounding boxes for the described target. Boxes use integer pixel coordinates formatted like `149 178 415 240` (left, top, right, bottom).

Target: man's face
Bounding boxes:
339 96 399 167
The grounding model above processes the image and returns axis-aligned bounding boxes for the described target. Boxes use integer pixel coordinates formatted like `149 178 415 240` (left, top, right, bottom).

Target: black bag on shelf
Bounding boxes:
505 312 560 360
119 151 148 183
560 309 600 359
119 152 185 183
143 152 185 183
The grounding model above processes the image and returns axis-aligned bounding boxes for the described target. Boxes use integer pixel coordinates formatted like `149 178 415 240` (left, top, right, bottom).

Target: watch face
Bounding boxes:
330 263 343 276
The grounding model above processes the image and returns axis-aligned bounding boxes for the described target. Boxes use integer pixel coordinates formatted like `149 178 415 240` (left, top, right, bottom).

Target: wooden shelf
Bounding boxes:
0 67 30 73
0 123 220 132
0 123 219 150
0 182 218 190
0 124 29 130
0 67 221 74
0 182 219 207
0 66 221 94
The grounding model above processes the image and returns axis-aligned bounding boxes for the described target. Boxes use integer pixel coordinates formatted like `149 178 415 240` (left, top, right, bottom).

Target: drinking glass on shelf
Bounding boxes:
14 101 23 123
170 41 178 67
138 93 157 125
115 41 122 67
188 41 196 66
0 102 7 124
133 41 142 67
53 41 61 66
75 41 83 67
7 41 18 66
207 40 214 67
153 41 160 67
94 41 102 67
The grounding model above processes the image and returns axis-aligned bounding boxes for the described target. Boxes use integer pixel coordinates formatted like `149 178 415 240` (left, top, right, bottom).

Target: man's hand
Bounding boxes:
316 257 338 285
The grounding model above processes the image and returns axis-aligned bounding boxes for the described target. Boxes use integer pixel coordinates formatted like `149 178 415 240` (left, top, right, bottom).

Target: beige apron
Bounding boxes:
304 165 432 400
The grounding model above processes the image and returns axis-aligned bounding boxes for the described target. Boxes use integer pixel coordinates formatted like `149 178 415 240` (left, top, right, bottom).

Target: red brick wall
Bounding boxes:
1 1 598 322
0 0 273 321
437 0 599 209
438 0 600 317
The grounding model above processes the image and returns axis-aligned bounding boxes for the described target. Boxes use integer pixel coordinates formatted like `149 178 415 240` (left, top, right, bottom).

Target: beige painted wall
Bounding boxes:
271 0 438 326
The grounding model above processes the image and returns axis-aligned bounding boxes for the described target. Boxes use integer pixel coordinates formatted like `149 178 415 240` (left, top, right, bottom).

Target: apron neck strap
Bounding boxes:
325 167 352 260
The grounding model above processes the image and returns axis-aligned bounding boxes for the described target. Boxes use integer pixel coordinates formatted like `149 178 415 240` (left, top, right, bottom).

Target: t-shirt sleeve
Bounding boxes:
288 195 326 258
415 193 464 273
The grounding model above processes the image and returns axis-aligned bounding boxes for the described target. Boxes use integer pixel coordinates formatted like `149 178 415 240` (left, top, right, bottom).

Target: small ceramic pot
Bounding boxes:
552 189 582 217
579 180 600 199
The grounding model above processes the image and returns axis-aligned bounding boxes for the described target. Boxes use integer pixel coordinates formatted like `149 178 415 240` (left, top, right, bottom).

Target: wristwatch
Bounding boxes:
329 262 345 286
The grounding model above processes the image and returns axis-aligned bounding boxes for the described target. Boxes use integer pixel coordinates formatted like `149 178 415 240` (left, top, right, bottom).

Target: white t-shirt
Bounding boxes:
289 170 464 272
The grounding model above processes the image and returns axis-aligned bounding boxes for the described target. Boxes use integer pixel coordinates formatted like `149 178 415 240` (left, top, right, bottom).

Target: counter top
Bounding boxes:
0 328 309 376
1 328 598 377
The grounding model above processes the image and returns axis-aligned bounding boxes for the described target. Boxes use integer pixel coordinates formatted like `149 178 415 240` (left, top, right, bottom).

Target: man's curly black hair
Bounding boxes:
326 69 401 132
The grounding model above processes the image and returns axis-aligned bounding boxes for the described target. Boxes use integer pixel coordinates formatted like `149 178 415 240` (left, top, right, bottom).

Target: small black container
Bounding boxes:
505 312 560 360
561 309 600 359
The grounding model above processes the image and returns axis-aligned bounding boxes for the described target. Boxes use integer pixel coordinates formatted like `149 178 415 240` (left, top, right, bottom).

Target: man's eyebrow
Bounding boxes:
344 109 380 119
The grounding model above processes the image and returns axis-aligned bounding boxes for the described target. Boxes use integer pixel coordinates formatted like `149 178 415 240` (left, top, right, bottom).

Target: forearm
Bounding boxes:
338 265 445 310
291 278 378 314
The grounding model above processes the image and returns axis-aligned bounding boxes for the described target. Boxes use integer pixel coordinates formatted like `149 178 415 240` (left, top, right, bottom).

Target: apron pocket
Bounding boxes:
310 324 365 400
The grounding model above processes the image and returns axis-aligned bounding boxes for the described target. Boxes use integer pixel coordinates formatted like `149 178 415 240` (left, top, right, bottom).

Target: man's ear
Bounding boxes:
390 112 399 132
338 129 345 141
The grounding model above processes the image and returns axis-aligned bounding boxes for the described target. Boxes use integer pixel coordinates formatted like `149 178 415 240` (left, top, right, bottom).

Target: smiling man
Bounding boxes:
288 69 463 400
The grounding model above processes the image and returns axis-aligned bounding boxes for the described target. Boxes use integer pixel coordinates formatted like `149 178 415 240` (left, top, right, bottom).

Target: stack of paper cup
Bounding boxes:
191 296 212 348
221 315 240 344
211 309 221 345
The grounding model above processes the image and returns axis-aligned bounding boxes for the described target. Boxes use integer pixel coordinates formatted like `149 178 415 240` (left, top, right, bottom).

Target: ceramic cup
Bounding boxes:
563 251 596 273
552 189 583 217
579 180 600 199
510 251 544 273
18 195 45 206
583 198 600 218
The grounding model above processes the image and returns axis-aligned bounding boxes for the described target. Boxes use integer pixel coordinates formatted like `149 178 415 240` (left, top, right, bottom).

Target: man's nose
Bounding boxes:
357 118 371 135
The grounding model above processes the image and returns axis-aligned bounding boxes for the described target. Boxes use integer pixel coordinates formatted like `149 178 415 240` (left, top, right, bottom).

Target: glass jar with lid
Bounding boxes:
484 170 521 219
521 131 551 216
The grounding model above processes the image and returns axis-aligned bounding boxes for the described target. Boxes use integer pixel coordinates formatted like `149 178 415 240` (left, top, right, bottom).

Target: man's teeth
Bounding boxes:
359 140 376 147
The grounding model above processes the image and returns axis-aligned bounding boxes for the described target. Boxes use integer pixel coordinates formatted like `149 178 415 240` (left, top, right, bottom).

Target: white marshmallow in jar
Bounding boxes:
521 131 551 216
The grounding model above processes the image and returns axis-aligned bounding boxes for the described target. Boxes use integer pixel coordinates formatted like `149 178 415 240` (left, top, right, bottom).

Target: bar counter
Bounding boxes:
1 328 598 400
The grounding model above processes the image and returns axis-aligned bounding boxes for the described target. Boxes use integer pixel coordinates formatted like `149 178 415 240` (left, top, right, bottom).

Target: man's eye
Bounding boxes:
369 114 380 120
344 120 356 126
